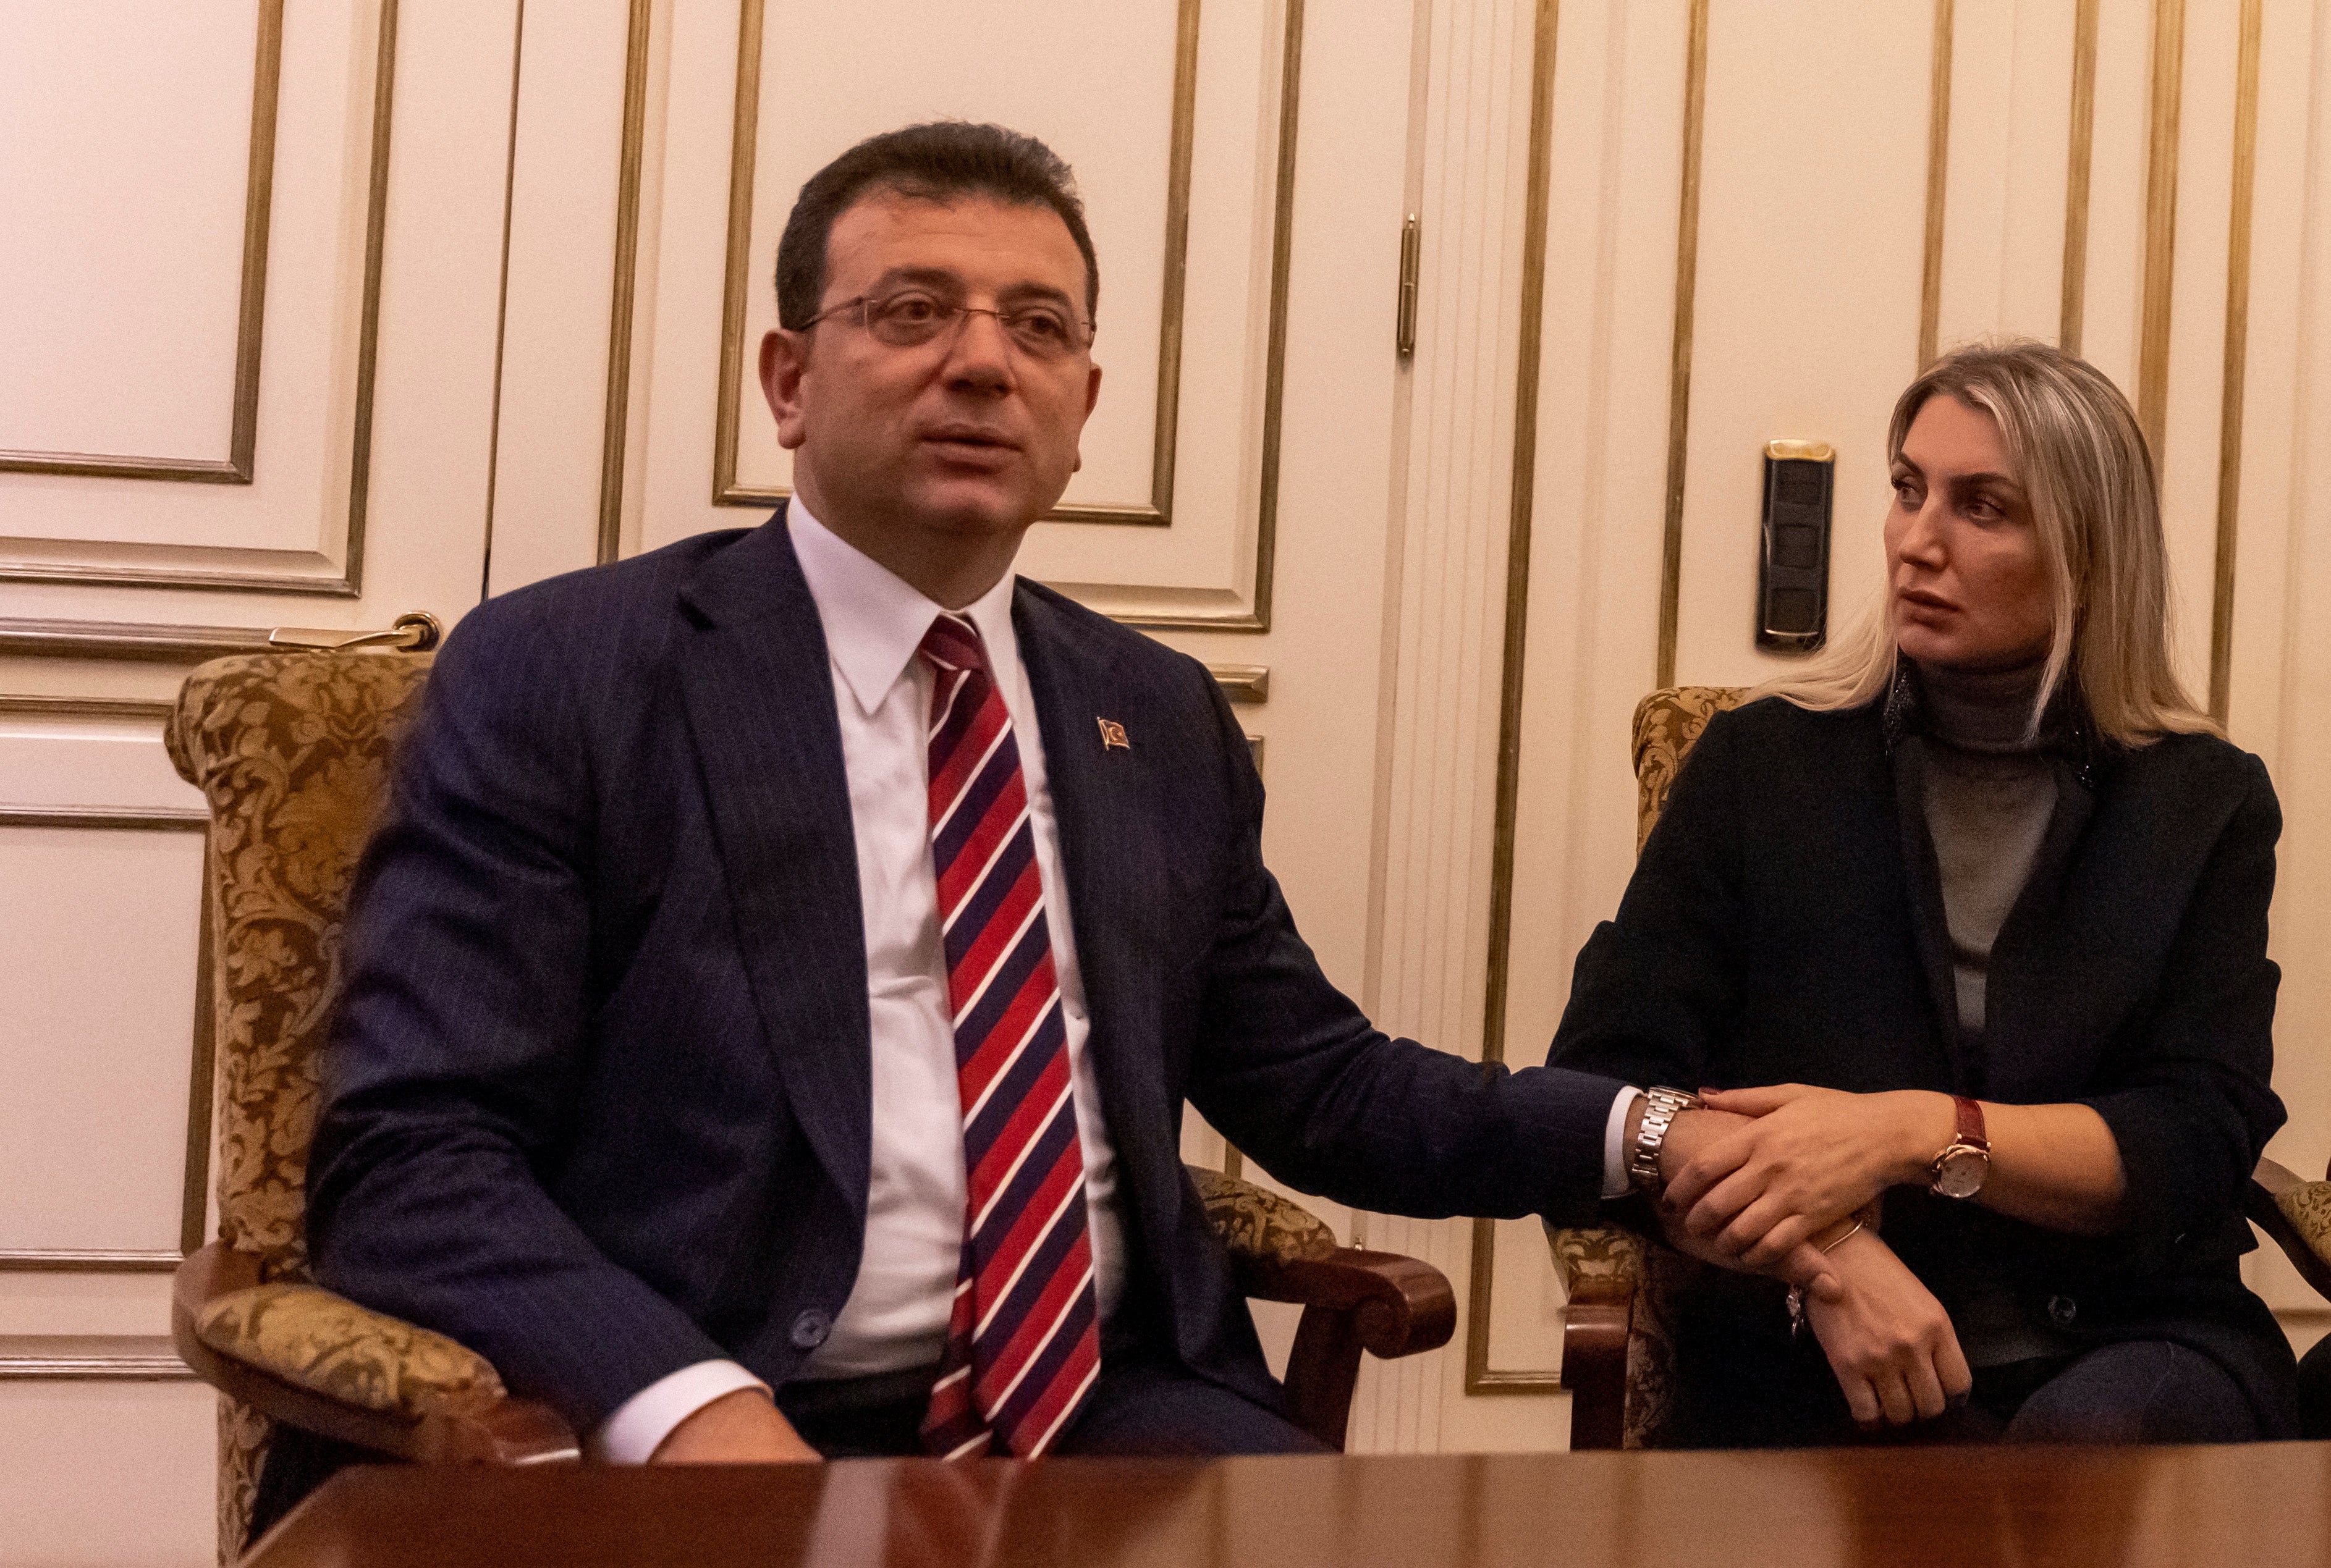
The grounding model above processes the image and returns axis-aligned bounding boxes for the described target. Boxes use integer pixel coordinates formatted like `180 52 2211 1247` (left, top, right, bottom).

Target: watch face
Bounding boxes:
1935 1148 1987 1199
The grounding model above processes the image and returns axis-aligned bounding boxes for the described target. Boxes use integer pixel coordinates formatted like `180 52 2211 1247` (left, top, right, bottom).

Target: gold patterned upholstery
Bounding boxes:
1547 685 1745 1447
1189 1166 1339 1265
166 652 436 1285
216 1400 268 1568
196 1284 507 1419
1628 686 1748 853
167 652 435 1554
167 650 1391 1554
2274 1182 2331 1260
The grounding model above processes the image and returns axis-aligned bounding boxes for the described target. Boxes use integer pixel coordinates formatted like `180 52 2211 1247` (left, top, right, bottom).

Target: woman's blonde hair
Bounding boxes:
1753 337 2213 746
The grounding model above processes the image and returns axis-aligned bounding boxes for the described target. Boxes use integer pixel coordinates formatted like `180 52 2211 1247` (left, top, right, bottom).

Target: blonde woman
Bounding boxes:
1549 339 2298 1446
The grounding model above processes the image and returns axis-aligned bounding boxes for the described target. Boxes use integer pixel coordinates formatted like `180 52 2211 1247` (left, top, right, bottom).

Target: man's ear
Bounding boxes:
761 329 809 450
1071 360 1102 474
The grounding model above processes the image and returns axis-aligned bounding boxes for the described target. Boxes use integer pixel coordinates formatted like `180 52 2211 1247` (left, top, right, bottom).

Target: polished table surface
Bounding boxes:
245 1443 2331 1568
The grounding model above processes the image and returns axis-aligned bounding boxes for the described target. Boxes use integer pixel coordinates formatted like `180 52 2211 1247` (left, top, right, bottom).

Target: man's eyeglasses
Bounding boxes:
798 290 1094 363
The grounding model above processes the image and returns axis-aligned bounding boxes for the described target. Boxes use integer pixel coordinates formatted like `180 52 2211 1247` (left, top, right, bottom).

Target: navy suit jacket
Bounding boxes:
308 509 1624 1436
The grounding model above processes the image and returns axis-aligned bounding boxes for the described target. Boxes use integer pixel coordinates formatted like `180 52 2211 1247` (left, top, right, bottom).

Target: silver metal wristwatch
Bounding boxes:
1627 1086 1703 1195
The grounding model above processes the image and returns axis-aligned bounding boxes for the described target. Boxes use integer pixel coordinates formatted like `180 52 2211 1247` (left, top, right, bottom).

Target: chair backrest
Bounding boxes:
1628 686 1746 852
1573 685 1745 1450
166 653 435 1281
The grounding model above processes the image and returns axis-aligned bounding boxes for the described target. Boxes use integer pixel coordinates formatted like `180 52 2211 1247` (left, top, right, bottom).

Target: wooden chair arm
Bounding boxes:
1232 1247 1456 1451
172 1242 578 1467
2248 1158 2331 1304
1232 1248 1457 1360
1560 1271 1634 1451
1544 1221 1644 1451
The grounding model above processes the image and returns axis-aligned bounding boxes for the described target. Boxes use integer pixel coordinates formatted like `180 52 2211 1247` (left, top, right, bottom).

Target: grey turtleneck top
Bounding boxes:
1915 657 2058 1047
1907 655 2074 1367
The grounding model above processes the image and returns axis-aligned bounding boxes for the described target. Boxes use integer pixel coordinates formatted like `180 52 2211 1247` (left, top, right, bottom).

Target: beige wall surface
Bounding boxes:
2 0 2329 1559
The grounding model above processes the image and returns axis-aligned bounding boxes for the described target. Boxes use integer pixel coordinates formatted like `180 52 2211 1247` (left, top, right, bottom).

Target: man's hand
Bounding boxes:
1663 1084 1953 1268
1799 1230 1971 1428
649 1388 823 1464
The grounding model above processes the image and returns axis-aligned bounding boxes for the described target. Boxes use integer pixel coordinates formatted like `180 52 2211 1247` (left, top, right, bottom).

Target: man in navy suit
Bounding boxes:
307 122 1785 1469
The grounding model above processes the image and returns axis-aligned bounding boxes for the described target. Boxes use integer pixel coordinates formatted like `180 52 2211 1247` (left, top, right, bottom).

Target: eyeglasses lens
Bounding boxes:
863 296 1083 361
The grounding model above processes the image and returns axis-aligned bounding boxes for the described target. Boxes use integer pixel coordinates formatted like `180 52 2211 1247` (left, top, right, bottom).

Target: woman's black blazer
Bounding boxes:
1547 691 2298 1437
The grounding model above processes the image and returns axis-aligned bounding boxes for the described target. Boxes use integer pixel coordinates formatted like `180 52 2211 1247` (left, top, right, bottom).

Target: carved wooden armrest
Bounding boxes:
1545 1222 1647 1451
1185 1164 1456 1448
2248 1158 2331 1302
1185 1163 1455 1352
172 1242 578 1466
1232 1248 1457 1359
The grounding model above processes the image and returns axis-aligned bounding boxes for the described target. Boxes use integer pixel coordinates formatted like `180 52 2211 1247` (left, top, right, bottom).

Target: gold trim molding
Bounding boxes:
0 1337 192 1380
1918 0 1957 368
0 0 400 596
2137 0 2187 458
0 1252 185 1275
2209 0 2262 722
0 617 276 662
0 806 213 1273
2060 0 2100 353
0 696 175 722
1465 0 1564 1397
1208 665 1269 704
1051 0 1303 633
0 807 208 832
598 0 654 565
1652 0 1710 693
0 1 283 486
709 0 768 509
479 1 528 591
1239 0 1303 636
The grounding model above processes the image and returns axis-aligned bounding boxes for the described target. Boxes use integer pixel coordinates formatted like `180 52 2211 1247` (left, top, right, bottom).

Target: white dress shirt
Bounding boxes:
591 502 1125 1462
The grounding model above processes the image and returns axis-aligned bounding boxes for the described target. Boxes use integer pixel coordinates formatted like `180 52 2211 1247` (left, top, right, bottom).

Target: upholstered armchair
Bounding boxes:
166 651 1454 1560
1546 686 2331 1450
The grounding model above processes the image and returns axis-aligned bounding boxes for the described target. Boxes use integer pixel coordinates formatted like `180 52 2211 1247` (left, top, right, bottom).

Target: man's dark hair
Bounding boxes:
776 122 1099 331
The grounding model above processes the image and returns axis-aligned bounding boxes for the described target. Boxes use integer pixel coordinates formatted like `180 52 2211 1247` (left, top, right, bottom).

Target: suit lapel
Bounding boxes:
1013 589 1167 1172
676 509 873 1216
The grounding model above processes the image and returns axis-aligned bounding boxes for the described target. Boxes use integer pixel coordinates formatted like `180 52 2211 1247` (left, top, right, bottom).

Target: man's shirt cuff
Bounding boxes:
1601 1086 1645 1200
589 1359 771 1464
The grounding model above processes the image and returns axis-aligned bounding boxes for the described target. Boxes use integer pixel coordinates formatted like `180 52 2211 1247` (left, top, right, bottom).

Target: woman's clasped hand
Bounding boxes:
1798 1226 1973 1428
1662 1084 1957 1271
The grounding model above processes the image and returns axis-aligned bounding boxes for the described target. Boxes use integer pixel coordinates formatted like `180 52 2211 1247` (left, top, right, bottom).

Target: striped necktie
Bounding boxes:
915 611 1101 1460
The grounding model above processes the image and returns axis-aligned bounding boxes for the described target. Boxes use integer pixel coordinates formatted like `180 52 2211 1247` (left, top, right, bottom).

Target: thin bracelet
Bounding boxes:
1819 1218 1865 1254
1787 1219 1870 1336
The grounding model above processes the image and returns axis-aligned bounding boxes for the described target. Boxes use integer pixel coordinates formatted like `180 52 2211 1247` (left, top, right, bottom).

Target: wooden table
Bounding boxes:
245 1443 2331 1568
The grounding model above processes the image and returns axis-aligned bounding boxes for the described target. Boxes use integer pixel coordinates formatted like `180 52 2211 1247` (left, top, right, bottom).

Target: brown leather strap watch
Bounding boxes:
1929 1095 1990 1199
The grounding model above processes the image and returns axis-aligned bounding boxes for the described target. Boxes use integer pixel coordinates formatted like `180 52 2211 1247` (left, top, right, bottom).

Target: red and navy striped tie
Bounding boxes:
915 612 1100 1460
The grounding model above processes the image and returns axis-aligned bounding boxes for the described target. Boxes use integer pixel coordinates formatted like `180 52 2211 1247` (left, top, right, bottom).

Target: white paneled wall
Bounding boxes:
3 2 2330 1560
